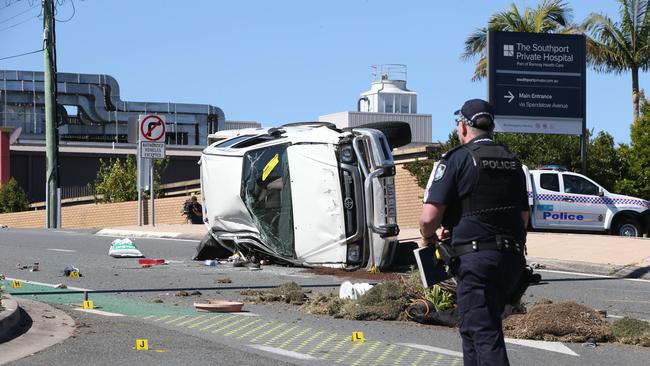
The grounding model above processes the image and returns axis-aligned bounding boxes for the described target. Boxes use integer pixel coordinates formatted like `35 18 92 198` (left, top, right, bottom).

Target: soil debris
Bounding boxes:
240 282 307 305
215 277 232 284
503 300 610 342
304 267 405 282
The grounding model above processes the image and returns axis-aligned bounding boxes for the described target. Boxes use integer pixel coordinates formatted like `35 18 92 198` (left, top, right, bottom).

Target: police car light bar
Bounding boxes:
537 165 568 171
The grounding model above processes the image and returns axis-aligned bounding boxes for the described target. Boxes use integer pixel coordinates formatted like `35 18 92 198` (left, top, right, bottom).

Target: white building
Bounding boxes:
319 64 432 145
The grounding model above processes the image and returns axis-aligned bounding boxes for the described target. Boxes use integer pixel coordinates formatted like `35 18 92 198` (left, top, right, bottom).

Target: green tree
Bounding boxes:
0 178 30 213
584 0 650 121
615 97 650 199
93 156 167 203
462 0 575 80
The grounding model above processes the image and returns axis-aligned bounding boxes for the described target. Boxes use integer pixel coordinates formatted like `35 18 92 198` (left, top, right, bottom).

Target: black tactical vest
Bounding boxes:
460 142 522 224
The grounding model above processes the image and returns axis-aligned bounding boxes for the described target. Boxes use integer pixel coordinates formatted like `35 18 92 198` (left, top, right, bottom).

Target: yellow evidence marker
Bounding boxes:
370 266 380 274
351 331 365 342
82 300 94 309
68 271 79 278
135 339 149 350
11 280 22 288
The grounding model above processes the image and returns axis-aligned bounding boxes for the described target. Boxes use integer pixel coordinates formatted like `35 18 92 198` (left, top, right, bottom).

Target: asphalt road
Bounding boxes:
2 228 650 365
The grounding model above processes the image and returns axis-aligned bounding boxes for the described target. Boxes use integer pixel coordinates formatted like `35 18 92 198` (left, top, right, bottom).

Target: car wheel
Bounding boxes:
614 219 641 237
354 121 412 149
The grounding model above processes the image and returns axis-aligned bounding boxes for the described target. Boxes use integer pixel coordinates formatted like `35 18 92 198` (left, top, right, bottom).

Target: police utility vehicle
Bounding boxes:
199 122 411 270
525 165 650 237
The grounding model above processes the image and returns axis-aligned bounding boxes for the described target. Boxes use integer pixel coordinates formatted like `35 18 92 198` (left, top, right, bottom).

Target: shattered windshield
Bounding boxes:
241 144 295 257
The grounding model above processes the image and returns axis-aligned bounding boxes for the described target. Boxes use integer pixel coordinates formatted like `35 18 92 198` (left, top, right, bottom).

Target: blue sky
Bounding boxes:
1 0 646 145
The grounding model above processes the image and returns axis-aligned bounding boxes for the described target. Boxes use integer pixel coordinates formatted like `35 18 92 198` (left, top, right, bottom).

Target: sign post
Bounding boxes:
137 114 166 226
488 31 587 172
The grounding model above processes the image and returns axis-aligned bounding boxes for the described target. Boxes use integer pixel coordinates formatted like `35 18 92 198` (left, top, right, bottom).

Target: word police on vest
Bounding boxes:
482 159 518 170
543 212 584 221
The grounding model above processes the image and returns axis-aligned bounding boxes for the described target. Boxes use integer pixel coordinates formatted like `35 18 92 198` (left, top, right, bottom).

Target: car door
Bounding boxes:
559 173 605 230
532 172 568 229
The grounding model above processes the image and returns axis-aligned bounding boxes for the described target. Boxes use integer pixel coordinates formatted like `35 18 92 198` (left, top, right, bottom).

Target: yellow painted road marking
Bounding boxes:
305 333 338 356
177 315 206 326
262 325 299 346
153 315 171 322
277 327 312 349
335 339 366 363
394 345 413 365
291 330 324 353
410 350 428 366
237 321 274 340
142 315 154 320
199 315 234 331
351 341 381 366
250 322 287 343
224 319 262 337
188 316 220 329
375 344 397 365
165 315 187 325
210 317 249 334
322 336 350 360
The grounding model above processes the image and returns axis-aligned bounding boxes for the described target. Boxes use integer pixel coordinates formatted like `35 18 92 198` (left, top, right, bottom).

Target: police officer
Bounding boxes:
419 99 528 365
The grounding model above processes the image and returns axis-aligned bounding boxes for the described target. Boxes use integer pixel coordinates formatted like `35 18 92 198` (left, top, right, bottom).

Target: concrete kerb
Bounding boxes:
527 257 650 280
0 294 22 341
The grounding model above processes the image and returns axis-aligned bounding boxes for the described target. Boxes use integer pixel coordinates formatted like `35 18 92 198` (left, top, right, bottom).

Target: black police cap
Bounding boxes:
454 99 495 131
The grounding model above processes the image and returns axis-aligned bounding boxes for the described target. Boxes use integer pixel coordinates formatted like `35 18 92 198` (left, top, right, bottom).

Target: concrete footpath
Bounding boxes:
98 224 650 279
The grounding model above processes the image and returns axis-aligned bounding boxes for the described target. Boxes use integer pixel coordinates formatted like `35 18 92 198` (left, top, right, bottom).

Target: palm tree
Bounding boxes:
462 0 575 81
584 0 650 121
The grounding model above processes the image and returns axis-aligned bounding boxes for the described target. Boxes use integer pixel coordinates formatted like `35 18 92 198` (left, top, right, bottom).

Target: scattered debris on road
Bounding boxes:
241 282 308 305
174 290 202 297
215 277 232 284
109 238 144 258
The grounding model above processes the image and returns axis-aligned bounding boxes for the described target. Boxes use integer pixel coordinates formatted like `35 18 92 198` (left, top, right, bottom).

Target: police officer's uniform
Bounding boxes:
424 100 528 365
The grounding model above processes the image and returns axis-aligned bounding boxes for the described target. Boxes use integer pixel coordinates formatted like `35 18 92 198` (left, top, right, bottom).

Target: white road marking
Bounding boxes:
248 345 316 360
505 338 579 356
397 343 463 358
5 277 91 291
47 248 76 252
232 312 259 317
537 269 650 283
74 308 124 317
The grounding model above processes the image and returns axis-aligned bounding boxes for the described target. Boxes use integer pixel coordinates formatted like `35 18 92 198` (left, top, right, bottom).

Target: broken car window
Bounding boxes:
241 144 295 257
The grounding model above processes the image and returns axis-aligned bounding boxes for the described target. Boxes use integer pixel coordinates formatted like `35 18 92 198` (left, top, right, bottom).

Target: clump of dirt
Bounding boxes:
240 282 308 305
304 267 406 282
610 317 650 346
503 300 610 342
302 279 417 321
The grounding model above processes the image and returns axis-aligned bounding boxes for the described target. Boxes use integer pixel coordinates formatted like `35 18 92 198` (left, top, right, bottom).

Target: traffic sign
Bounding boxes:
488 31 586 135
139 115 166 142
140 141 166 159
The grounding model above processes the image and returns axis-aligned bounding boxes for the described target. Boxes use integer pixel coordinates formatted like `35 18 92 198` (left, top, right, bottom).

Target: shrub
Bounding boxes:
0 178 29 213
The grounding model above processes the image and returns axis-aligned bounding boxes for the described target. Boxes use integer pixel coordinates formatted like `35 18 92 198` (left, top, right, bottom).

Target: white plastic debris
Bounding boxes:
339 281 373 300
109 238 144 258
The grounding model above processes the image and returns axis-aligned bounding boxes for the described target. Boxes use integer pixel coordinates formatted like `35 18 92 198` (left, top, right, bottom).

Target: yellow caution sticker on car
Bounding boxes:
262 153 279 181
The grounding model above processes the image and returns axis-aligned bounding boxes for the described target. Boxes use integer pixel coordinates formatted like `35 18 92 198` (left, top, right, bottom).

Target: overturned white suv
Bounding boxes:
199 122 410 270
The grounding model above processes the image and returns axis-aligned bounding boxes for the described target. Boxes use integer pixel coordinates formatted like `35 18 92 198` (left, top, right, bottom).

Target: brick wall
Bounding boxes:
0 147 431 230
0 196 191 228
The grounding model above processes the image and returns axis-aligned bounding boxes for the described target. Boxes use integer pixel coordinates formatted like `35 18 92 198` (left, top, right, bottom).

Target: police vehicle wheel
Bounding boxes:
355 121 412 149
615 219 641 237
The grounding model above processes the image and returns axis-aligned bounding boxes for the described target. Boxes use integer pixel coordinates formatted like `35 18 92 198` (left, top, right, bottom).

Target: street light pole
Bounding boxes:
43 0 59 228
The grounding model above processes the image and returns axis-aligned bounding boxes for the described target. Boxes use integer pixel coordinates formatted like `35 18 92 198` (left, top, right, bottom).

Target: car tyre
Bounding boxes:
614 219 641 237
354 121 412 149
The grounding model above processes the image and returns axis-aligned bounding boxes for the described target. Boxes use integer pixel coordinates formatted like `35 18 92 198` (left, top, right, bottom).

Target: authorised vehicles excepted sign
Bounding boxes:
140 141 165 159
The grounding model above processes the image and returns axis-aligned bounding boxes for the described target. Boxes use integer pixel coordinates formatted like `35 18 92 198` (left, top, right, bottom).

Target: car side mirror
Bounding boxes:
598 188 605 197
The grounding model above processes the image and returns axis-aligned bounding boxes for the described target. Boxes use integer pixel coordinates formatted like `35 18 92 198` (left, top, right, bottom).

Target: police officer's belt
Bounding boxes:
443 236 525 257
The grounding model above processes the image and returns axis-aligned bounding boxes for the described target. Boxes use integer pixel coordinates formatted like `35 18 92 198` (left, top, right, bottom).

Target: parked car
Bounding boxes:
525 165 650 236
199 121 411 270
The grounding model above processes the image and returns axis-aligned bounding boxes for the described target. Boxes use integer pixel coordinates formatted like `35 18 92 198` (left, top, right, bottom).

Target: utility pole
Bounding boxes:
43 0 59 228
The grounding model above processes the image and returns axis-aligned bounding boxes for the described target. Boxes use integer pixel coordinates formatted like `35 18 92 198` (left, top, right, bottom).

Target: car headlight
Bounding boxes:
341 145 355 163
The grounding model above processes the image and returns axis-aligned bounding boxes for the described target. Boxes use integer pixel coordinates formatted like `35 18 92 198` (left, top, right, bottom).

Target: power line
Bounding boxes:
0 48 43 61
0 2 39 25
55 0 75 22
0 13 39 32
